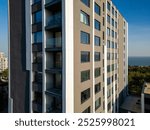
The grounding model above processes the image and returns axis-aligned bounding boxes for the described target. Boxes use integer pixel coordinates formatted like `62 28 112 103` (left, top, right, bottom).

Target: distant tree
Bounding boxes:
128 66 150 96
1 69 8 79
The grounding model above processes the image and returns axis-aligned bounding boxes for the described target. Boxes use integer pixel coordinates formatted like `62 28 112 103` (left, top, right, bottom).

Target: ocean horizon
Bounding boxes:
128 56 150 66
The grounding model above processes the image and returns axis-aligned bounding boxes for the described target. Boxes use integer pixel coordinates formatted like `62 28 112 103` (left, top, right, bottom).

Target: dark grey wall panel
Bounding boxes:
9 0 30 113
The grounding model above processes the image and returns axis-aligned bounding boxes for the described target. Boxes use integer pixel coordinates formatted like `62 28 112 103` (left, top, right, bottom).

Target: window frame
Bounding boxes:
80 10 90 26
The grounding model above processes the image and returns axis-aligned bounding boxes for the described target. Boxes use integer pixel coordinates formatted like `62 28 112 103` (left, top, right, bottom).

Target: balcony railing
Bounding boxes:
32 63 42 72
46 37 62 48
46 13 62 30
32 82 42 93
45 0 61 7
46 105 62 113
46 88 62 97
32 100 42 112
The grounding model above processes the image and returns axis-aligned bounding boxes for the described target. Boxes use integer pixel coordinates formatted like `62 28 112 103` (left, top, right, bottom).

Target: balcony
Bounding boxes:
32 43 42 52
46 37 62 51
46 88 62 97
32 22 42 33
32 82 42 93
46 68 62 74
46 105 62 113
32 100 42 112
45 0 61 11
32 63 42 72
45 13 62 31
32 1 42 13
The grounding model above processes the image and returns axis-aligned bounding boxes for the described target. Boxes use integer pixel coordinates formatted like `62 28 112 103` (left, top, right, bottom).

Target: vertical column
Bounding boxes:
104 0 108 113
62 0 74 113
25 0 32 112
141 93 145 113
42 0 46 113
113 5 116 113
92 0 95 113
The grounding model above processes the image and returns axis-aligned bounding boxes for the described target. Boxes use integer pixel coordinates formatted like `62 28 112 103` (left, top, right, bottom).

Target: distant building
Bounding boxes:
119 96 141 113
0 52 8 73
141 82 150 113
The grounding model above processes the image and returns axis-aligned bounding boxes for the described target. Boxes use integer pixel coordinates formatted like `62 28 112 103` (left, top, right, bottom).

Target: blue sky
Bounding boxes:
0 0 150 57
0 0 8 56
112 0 150 56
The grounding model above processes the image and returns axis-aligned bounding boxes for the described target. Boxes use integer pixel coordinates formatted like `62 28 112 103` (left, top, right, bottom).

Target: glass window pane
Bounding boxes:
80 11 90 25
33 31 42 43
81 31 90 44
81 0 90 7
95 3 101 15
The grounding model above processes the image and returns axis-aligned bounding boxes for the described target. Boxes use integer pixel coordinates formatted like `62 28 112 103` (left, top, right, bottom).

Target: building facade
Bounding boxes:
9 0 128 113
0 52 8 73
141 82 150 113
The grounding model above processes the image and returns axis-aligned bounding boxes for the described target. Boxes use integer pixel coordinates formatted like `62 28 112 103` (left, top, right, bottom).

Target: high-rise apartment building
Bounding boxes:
0 52 8 73
9 0 128 113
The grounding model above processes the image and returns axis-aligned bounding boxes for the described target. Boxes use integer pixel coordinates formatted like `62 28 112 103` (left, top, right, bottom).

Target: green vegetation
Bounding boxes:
128 66 150 96
0 69 8 80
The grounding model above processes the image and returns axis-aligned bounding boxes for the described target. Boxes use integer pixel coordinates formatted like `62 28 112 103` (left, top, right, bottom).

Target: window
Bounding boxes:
81 70 90 82
111 53 114 60
32 31 42 43
81 51 90 63
115 11 117 18
107 15 110 24
112 18 114 26
112 7 114 15
107 77 111 85
115 22 117 28
107 65 110 73
107 89 111 98
55 74 62 89
115 43 117 49
95 36 101 46
115 74 117 80
34 72 42 83
81 88 90 103
82 107 91 113
112 41 114 48
115 53 117 60
95 98 101 110
81 31 90 44
124 21 126 27
33 0 41 4
33 52 42 63
115 32 117 39
107 40 110 48
107 102 111 111
107 28 110 36
95 83 101 94
95 52 100 61
115 84 117 90
80 11 90 25
107 52 110 60
107 2 110 11
95 68 101 78
112 30 114 38
32 11 42 24
81 0 90 7
95 20 101 31
112 64 114 71
95 3 101 16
